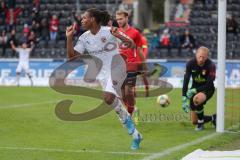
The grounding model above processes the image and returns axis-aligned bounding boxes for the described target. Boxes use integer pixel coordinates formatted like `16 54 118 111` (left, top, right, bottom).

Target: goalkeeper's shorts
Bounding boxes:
190 88 215 109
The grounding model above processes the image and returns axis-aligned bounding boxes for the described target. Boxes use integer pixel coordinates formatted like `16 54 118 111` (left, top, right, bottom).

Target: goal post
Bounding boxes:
216 0 227 133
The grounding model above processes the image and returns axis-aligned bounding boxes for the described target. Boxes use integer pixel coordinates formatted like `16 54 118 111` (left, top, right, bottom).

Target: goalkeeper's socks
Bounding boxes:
196 111 204 121
195 119 204 131
212 114 217 127
203 115 212 123
196 105 204 121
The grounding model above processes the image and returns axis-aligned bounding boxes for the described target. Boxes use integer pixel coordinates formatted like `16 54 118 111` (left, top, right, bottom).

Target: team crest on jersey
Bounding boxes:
101 37 107 43
202 70 206 75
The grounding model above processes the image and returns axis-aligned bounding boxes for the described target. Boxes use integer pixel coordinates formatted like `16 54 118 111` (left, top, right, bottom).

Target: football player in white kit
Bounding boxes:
10 41 33 86
66 8 142 150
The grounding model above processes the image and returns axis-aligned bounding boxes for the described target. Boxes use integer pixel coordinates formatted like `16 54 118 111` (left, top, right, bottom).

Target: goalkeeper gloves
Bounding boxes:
182 96 190 113
186 88 197 99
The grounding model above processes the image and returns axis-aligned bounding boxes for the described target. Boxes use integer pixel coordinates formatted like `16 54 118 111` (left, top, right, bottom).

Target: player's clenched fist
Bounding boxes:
66 24 76 38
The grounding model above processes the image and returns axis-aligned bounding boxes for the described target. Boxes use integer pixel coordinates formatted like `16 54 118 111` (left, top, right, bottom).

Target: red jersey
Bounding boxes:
118 26 142 71
136 35 148 62
49 18 59 32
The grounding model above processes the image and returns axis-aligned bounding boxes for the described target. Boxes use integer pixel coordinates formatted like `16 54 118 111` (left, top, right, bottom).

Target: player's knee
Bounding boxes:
193 96 201 106
104 93 115 105
193 100 199 106
104 96 114 105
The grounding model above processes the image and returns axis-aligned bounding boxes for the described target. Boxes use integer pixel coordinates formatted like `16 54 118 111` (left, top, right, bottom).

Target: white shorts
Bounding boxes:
16 62 30 73
98 55 126 98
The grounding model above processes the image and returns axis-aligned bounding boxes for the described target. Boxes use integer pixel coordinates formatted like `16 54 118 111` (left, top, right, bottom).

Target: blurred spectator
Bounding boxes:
196 0 215 5
0 30 8 57
33 0 40 11
204 0 215 5
31 20 41 40
179 29 195 56
170 30 180 49
7 0 16 8
29 8 41 24
49 14 59 42
148 32 159 58
28 31 36 45
40 18 49 46
23 23 30 35
159 29 171 54
0 1 6 26
19 32 29 44
28 31 36 56
8 29 18 57
227 15 238 34
3 6 22 31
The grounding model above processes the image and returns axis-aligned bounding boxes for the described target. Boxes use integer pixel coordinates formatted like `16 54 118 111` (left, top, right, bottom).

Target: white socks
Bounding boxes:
111 97 129 123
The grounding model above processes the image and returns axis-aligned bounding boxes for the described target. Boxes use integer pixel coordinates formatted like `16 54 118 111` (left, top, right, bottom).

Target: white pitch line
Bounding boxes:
0 146 151 156
142 132 220 160
0 100 60 109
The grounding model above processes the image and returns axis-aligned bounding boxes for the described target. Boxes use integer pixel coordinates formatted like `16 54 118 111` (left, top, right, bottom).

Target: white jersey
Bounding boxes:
15 48 31 63
74 26 124 77
74 26 126 97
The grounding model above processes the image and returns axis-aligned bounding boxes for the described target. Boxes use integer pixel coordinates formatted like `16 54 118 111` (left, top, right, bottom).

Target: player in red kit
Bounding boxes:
116 10 146 117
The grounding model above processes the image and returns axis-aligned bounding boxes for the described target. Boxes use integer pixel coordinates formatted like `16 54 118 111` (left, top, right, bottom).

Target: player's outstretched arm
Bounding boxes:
182 61 191 112
182 62 191 97
29 42 35 53
66 24 77 60
110 27 135 49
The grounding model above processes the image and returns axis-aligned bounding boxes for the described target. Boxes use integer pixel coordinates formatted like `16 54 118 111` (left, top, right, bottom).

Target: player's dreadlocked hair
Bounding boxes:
86 8 110 26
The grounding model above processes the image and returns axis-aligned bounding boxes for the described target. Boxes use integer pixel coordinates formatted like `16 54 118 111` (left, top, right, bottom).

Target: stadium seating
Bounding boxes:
1 0 122 58
1 0 239 59
154 0 239 59
189 0 240 59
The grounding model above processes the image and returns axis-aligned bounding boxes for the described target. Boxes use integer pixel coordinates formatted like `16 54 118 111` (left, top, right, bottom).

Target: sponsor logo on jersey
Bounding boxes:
194 74 206 83
202 70 206 75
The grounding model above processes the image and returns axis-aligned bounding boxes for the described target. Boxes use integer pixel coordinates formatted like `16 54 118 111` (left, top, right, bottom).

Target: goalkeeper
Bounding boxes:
182 46 216 131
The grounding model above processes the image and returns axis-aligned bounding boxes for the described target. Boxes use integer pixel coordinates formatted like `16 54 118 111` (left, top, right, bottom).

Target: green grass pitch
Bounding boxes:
0 87 239 160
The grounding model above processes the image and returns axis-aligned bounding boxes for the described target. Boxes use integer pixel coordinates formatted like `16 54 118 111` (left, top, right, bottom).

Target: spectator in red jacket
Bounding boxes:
23 23 30 35
49 14 59 42
3 6 22 31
